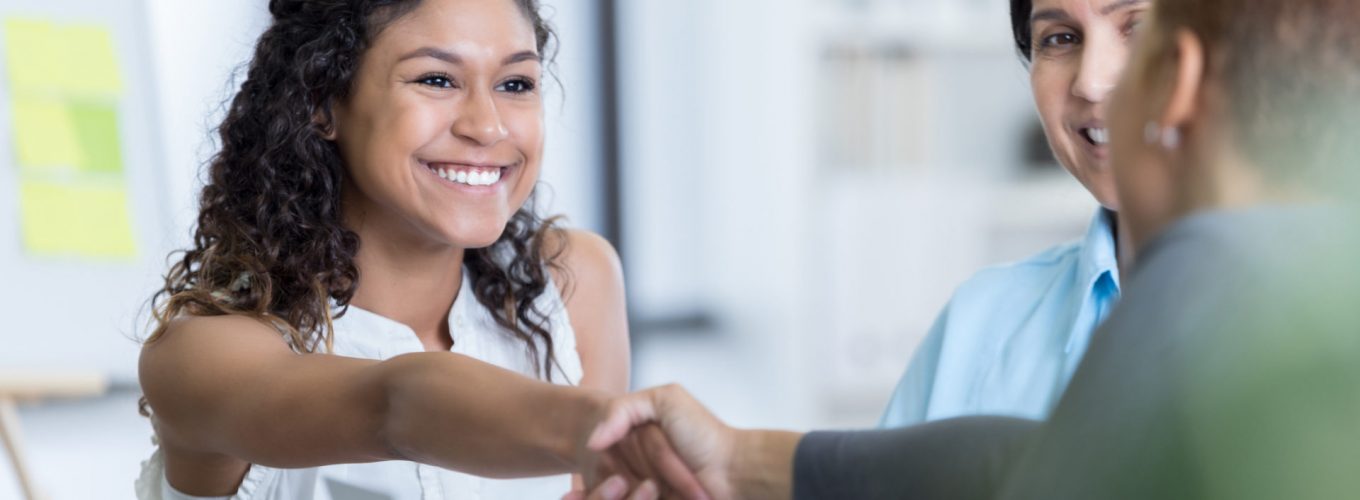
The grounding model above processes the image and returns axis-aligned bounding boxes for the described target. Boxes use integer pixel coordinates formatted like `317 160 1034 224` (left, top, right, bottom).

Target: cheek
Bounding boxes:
347 100 445 169
1031 65 1072 141
506 109 544 204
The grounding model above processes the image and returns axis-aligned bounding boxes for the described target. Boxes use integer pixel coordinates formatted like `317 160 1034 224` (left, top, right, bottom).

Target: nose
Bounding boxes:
452 88 509 146
1072 35 1125 103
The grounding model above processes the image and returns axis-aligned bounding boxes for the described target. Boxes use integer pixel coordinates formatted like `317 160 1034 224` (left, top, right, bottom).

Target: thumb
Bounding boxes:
587 392 662 451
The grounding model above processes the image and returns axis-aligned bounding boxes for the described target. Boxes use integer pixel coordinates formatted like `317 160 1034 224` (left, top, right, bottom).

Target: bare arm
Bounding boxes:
551 229 631 394
140 315 609 478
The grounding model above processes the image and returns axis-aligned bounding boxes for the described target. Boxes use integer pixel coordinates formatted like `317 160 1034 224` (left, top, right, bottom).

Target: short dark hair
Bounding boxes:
1153 0 1360 191
1011 0 1033 60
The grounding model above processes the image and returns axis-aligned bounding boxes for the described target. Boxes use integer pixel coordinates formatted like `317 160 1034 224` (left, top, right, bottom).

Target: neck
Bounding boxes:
346 196 465 352
1188 152 1270 212
1113 210 1137 279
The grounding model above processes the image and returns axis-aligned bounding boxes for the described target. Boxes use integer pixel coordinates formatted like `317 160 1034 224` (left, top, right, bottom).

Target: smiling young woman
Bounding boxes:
132 1 649 499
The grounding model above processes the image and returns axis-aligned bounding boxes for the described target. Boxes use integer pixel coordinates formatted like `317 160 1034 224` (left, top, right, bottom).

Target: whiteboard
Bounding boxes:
0 0 170 383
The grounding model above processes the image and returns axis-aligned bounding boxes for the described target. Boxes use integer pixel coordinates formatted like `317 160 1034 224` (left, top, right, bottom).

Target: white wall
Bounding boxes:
145 1 271 240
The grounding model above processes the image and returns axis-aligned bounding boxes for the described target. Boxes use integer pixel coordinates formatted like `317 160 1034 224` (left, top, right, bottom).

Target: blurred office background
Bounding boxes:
0 0 1096 497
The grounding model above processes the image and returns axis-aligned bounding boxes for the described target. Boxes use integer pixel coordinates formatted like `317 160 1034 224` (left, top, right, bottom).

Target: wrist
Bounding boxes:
729 430 802 499
560 387 613 469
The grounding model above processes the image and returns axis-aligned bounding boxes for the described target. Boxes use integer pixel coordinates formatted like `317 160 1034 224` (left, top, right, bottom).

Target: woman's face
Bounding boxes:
332 0 543 249
1028 0 1148 210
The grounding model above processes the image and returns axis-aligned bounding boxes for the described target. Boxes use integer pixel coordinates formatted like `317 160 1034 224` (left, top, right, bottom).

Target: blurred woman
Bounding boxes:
133 1 649 499
881 0 1149 427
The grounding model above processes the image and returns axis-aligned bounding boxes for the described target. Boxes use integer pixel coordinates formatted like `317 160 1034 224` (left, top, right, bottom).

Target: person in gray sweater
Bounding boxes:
578 0 1360 498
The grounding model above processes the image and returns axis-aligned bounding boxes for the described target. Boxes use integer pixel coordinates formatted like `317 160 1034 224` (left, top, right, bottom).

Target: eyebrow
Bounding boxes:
397 47 541 66
1030 0 1149 26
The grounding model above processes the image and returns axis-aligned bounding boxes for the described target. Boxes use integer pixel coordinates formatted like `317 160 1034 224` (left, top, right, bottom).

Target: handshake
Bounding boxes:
565 385 801 500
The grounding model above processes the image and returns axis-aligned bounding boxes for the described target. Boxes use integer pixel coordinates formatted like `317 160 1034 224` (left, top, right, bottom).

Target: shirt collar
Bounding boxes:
1078 207 1122 291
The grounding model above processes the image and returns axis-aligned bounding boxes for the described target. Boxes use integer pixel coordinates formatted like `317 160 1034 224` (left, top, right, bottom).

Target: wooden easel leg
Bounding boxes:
0 397 42 500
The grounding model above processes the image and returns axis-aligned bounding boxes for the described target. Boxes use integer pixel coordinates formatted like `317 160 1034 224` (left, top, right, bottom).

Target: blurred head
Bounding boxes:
1011 0 1151 210
149 0 568 378
1107 0 1360 249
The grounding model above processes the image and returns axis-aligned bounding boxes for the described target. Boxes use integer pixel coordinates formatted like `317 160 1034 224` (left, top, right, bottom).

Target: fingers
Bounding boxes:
629 480 660 500
598 449 644 487
580 476 659 500
612 424 662 481
585 475 629 500
638 424 710 500
583 385 716 500
599 424 710 500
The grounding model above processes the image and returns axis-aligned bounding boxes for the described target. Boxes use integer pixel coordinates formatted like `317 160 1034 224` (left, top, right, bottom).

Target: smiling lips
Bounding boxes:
424 162 505 187
1080 127 1110 147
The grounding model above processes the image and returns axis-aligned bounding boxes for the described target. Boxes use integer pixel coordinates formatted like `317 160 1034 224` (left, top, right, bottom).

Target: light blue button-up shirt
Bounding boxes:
880 209 1122 427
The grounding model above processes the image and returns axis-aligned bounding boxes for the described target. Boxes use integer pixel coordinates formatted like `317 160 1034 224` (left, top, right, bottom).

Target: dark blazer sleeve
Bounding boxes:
793 416 1038 500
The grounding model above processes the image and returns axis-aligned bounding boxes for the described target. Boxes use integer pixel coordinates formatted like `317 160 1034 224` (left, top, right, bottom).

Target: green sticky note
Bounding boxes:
19 180 137 259
11 96 84 170
3 18 123 95
70 102 122 173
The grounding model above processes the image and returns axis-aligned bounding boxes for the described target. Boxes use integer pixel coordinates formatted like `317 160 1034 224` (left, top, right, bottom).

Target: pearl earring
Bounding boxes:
1144 121 1181 150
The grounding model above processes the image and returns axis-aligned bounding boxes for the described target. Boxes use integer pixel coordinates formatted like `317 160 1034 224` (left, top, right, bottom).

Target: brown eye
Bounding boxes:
1041 33 1080 49
496 78 536 94
416 73 456 89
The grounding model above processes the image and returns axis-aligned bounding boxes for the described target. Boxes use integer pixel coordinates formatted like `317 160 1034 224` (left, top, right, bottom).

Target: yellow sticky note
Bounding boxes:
11 97 85 170
3 18 123 95
20 181 137 259
2 19 63 91
54 23 123 94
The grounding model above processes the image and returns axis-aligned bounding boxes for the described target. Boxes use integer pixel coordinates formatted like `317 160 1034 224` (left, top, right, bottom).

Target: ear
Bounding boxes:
1161 29 1206 129
314 105 339 141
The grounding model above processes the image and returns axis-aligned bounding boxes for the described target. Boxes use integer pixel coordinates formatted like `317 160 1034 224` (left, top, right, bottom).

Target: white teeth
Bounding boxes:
428 164 502 186
1088 128 1109 145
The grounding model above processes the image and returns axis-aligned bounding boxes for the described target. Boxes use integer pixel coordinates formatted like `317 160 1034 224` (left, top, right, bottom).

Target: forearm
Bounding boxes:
791 417 1037 500
380 352 609 477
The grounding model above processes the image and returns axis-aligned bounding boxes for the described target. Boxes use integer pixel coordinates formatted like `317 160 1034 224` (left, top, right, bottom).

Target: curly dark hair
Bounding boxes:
145 0 567 389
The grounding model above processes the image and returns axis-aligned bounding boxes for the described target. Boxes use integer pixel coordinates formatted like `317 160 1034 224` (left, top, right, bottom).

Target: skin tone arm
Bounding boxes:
140 316 612 496
554 229 632 395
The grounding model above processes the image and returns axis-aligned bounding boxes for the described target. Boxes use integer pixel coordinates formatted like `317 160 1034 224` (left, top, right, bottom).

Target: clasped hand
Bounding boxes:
567 385 734 500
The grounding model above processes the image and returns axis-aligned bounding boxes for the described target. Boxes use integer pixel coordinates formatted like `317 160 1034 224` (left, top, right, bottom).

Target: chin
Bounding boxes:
439 220 511 250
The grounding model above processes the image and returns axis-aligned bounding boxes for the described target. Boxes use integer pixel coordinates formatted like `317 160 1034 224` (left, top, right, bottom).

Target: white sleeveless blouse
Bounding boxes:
136 269 584 500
